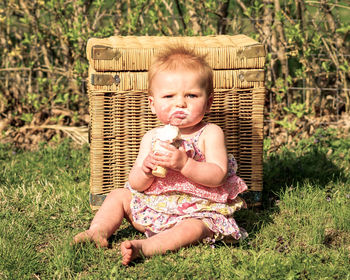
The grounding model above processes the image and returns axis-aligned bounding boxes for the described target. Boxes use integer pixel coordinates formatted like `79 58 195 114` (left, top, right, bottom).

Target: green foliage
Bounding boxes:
20 113 33 124
1 0 252 126
275 116 298 132
0 0 349 134
283 102 311 119
273 102 311 134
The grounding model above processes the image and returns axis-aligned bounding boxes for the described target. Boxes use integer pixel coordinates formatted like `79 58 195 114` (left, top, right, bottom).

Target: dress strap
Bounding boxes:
181 123 209 161
192 123 209 144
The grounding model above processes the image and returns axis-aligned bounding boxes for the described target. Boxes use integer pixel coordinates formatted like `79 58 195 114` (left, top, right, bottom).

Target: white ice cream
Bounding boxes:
152 125 181 178
155 124 180 142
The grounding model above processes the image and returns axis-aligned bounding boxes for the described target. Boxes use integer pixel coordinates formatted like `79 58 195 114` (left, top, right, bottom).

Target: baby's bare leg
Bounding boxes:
120 218 213 265
73 188 143 247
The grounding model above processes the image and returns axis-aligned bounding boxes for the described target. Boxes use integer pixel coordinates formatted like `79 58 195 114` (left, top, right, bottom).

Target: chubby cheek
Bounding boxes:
190 105 206 118
155 103 172 122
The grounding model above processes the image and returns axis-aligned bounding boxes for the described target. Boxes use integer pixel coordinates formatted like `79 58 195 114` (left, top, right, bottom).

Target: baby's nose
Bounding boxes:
175 96 186 107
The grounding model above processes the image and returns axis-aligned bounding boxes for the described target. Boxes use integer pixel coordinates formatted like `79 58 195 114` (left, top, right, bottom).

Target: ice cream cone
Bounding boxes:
152 125 181 178
152 165 168 178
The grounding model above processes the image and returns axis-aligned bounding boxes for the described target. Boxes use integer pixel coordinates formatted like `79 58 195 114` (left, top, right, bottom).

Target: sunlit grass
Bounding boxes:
0 131 349 279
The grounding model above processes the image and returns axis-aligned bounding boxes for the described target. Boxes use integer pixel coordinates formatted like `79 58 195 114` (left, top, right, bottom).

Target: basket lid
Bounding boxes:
86 35 265 72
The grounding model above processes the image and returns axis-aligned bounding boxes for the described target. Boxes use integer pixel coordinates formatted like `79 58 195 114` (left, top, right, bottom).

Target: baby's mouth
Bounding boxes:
169 110 188 125
172 111 187 119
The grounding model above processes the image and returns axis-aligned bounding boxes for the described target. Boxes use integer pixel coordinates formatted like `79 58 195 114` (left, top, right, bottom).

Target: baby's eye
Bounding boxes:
163 95 174 99
186 94 198 98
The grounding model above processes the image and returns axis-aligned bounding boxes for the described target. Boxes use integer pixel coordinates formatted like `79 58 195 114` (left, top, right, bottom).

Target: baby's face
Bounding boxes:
149 69 212 129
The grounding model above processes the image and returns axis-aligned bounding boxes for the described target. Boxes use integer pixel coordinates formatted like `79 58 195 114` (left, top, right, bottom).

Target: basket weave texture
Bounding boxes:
87 35 266 209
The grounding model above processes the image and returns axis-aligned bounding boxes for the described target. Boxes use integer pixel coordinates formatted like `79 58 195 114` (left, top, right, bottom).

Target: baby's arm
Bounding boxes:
128 130 156 192
181 124 228 187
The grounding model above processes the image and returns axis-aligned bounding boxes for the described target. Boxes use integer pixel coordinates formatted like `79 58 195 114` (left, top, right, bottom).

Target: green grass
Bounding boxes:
1 129 349 279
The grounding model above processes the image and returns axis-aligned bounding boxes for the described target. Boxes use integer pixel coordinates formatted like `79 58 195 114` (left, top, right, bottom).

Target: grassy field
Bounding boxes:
0 128 349 279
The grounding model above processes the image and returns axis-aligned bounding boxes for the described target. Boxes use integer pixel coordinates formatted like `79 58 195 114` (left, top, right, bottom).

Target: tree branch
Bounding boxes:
174 0 187 31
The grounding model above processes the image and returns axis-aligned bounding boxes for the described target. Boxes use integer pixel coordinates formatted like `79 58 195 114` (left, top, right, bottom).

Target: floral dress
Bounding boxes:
125 123 248 242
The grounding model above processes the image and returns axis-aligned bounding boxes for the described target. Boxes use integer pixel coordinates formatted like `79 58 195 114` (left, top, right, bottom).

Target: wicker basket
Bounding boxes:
87 35 266 210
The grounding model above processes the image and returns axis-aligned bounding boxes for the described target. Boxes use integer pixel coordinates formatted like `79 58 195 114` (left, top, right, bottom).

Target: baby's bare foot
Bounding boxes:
73 230 108 248
120 240 143 266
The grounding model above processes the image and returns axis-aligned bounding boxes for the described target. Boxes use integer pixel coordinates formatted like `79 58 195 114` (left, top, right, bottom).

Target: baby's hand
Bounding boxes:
152 141 188 172
142 153 157 177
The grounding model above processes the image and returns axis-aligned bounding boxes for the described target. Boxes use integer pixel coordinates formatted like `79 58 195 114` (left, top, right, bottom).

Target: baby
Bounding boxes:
74 45 248 265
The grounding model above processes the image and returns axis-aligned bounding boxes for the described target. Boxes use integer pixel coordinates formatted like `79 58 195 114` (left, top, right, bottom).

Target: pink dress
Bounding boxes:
125 123 248 242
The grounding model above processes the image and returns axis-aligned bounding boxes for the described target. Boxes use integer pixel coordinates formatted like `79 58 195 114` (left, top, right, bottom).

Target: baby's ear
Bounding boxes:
206 94 214 112
148 96 156 114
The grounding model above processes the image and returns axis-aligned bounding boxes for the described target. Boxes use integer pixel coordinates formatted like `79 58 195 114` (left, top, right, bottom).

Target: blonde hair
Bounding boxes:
148 45 213 96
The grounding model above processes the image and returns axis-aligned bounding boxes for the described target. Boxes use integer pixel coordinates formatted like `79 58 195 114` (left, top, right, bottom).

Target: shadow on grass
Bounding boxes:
237 143 348 237
109 225 142 243
263 147 347 200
